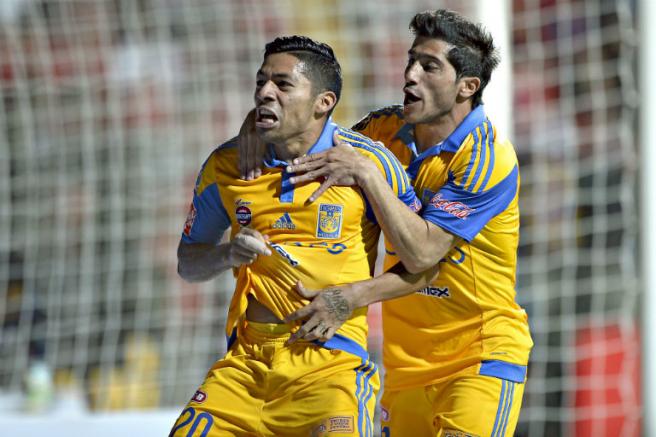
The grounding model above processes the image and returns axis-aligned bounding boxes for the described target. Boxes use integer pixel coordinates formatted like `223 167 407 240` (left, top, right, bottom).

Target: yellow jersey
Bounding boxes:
354 105 533 390
181 118 420 352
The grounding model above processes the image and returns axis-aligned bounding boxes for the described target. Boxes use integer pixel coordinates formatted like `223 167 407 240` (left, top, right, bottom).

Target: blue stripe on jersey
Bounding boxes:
479 121 496 192
363 363 377 436
467 124 488 192
318 333 377 436
226 327 237 351
422 165 518 242
479 359 527 383
491 380 507 437
461 128 480 189
354 360 376 437
280 170 295 203
339 129 410 193
499 382 515 437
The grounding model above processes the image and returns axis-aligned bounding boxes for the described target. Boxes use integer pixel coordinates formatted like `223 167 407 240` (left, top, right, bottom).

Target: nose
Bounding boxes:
255 80 276 104
404 61 420 84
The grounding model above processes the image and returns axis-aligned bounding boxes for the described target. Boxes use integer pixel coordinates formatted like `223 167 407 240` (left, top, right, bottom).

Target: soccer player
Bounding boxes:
171 35 431 437
241 10 533 437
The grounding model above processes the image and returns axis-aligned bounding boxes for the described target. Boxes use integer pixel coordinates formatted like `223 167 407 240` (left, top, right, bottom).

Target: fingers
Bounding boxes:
287 157 326 174
232 231 271 257
308 179 334 203
284 303 314 324
287 315 324 344
295 281 320 300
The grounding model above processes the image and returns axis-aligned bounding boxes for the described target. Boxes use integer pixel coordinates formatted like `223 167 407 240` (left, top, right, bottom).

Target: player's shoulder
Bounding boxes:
455 121 517 166
196 137 239 193
351 104 405 131
336 127 396 160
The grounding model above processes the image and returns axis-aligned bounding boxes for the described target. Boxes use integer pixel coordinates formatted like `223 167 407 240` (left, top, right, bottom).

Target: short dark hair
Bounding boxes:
410 10 500 107
264 36 342 108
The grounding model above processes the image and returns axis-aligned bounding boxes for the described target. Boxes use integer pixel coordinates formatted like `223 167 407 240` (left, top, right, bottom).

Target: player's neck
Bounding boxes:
414 102 472 152
274 119 325 162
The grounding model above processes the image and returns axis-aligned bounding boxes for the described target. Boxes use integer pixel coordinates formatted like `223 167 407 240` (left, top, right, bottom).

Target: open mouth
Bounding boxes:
255 107 280 129
403 88 421 106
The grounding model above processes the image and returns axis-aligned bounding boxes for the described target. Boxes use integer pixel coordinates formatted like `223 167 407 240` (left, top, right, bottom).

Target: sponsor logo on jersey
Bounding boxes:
235 199 253 226
235 207 252 226
191 389 207 403
430 193 475 219
269 243 299 267
444 429 479 437
183 202 197 236
417 286 450 298
316 204 343 239
272 213 296 230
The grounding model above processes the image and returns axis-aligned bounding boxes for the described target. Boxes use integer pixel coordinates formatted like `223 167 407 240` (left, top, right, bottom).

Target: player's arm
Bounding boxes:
288 132 454 273
178 228 271 283
177 155 271 283
285 262 439 343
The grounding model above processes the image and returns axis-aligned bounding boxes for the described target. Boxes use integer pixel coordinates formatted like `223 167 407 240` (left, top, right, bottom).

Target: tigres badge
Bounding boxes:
316 204 343 239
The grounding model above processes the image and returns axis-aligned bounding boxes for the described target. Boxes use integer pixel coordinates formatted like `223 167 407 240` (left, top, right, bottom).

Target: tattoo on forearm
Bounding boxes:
323 289 350 322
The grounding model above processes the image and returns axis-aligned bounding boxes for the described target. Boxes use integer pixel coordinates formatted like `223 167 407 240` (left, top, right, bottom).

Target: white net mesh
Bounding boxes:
0 1 640 435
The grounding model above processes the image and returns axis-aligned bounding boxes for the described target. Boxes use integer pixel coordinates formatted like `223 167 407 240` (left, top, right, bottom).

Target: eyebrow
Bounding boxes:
407 49 443 66
256 70 294 80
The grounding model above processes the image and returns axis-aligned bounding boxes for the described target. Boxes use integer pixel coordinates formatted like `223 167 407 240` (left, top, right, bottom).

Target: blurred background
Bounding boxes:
0 0 646 436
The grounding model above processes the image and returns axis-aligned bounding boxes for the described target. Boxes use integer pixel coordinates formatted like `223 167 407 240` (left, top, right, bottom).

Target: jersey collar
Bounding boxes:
404 105 487 180
264 117 338 168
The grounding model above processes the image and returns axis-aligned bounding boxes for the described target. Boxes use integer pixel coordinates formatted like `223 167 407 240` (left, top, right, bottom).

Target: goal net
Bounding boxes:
0 1 640 436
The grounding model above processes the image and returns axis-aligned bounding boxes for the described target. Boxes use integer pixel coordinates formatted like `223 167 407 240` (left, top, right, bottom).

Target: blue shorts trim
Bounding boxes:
479 360 526 383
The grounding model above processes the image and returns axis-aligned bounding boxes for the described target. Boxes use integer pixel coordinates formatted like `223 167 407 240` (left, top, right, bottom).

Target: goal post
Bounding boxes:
640 0 655 434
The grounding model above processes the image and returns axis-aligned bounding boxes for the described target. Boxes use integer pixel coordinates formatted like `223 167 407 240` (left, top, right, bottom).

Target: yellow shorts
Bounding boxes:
380 373 525 437
170 321 379 437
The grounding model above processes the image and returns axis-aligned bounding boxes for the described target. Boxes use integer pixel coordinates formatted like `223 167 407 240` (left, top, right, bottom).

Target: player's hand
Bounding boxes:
238 109 266 180
287 131 377 202
285 281 355 344
228 227 271 267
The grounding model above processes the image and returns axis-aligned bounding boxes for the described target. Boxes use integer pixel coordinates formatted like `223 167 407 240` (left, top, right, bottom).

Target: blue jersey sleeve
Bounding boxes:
181 167 231 245
422 165 518 242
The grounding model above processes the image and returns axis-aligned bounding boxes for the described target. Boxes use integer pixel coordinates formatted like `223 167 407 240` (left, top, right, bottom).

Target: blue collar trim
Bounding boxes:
263 117 338 168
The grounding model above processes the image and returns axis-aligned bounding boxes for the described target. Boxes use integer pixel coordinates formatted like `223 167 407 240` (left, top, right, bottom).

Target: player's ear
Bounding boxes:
457 76 480 100
314 90 337 117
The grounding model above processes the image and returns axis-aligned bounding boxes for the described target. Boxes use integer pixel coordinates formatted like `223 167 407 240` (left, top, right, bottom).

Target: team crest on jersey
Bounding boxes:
272 213 296 230
190 389 207 403
183 202 197 236
235 199 252 226
380 407 390 422
430 193 475 219
316 204 343 239
444 430 479 437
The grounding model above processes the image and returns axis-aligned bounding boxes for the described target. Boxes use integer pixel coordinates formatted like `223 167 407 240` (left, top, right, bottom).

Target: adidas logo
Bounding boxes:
272 213 296 230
